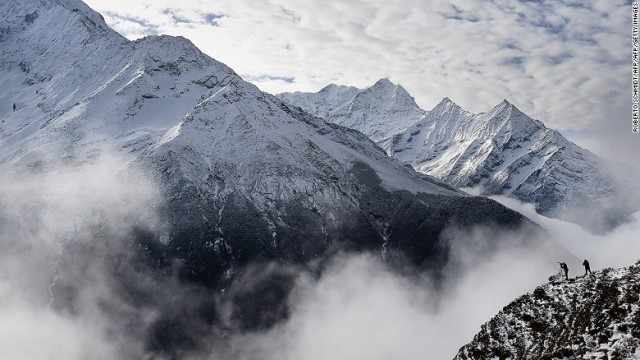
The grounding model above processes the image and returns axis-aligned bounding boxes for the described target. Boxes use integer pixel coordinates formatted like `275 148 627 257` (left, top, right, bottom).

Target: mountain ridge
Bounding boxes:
279 80 640 232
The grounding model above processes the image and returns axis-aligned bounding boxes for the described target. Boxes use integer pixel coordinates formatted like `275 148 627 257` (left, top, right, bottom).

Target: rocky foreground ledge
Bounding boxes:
454 261 640 360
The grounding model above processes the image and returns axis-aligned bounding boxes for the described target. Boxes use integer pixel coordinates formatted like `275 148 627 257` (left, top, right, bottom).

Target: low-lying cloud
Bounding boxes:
489 195 640 270
211 224 564 360
0 154 162 360
211 197 639 359
1 155 638 360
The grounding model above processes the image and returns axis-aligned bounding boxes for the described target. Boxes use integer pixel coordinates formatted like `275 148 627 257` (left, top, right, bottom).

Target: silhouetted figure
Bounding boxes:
12 103 16 111
559 262 569 280
583 259 592 275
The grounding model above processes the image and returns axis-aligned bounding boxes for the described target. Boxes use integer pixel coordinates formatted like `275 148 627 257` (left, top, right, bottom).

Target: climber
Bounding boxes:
583 259 592 275
559 262 569 280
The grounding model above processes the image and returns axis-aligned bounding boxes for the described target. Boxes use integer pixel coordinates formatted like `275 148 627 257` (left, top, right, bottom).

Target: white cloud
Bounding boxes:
489 195 640 269
216 250 554 360
0 154 162 360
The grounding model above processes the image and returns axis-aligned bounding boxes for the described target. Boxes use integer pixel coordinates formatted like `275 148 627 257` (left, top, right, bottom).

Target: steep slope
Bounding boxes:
281 81 640 232
0 0 543 286
454 261 640 360
278 78 426 149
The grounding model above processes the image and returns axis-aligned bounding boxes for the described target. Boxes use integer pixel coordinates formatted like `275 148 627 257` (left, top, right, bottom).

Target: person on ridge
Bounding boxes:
583 259 592 275
559 262 569 280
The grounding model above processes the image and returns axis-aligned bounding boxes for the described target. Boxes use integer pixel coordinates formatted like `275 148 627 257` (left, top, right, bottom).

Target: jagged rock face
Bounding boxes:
454 261 640 360
281 83 640 232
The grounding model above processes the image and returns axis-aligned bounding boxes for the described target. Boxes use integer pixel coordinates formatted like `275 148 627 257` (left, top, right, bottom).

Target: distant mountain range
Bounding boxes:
279 81 640 232
279 78 425 148
455 261 640 359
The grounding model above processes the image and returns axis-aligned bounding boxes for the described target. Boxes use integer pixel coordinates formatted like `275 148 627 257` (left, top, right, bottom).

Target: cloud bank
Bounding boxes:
0 155 163 360
212 204 640 360
489 195 640 270
0 155 637 359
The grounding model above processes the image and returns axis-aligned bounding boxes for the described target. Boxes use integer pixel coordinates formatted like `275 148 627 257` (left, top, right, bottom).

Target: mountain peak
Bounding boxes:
43 0 111 31
374 77 394 87
132 35 235 76
0 0 123 49
366 78 418 105
488 98 526 119
134 34 204 57
491 99 514 112
318 83 358 94
439 96 458 106
430 96 463 116
277 77 424 145
320 83 340 92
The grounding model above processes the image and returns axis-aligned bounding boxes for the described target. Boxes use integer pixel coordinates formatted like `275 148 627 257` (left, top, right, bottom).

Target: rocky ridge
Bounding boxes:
455 261 640 360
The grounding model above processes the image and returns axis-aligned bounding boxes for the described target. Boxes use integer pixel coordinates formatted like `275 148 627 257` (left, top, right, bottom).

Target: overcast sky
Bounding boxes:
84 0 638 166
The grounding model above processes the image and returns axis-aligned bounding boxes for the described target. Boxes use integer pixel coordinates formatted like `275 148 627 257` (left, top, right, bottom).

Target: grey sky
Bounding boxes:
84 0 638 166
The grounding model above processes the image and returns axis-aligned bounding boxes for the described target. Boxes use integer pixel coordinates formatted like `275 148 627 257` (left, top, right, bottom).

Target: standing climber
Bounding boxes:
583 259 592 275
559 262 569 280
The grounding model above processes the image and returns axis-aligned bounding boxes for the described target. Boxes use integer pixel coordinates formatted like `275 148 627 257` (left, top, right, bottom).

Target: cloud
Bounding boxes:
161 8 195 25
0 153 163 360
242 74 296 85
0 299 118 360
488 194 640 269
203 13 225 26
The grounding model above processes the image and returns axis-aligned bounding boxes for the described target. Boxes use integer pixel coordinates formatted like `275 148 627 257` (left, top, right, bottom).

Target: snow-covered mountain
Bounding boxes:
280 82 640 232
455 261 640 359
0 0 543 289
278 78 426 149
2 3 557 354
0 1 587 358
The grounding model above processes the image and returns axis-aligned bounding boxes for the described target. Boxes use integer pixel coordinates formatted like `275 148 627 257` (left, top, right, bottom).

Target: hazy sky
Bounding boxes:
83 0 638 166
